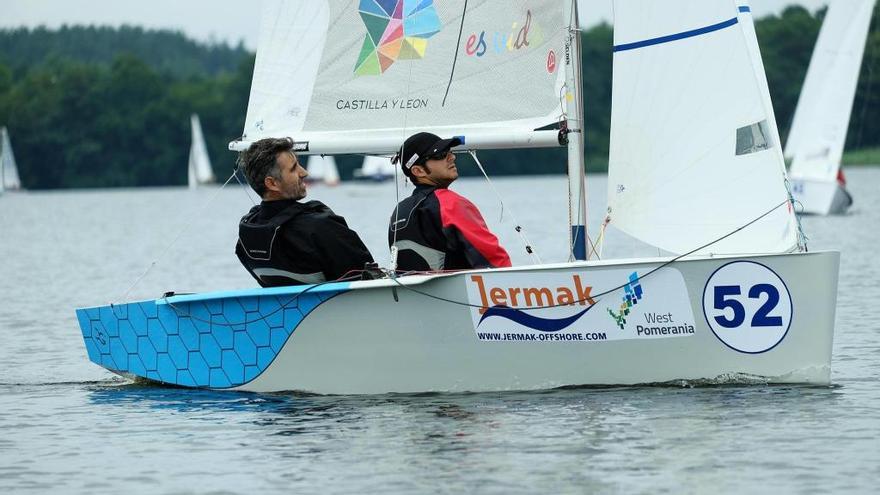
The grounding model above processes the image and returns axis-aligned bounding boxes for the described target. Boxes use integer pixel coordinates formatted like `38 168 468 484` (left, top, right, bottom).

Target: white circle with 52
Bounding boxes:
701 261 793 354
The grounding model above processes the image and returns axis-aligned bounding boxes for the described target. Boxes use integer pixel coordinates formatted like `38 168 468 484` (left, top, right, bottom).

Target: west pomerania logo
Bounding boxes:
607 272 643 329
354 0 442 76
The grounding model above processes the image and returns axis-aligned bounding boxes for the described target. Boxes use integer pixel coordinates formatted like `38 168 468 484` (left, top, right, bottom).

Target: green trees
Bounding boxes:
0 11 878 189
0 27 253 188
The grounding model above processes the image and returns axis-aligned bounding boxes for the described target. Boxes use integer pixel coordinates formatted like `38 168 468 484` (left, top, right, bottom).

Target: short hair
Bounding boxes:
238 137 294 196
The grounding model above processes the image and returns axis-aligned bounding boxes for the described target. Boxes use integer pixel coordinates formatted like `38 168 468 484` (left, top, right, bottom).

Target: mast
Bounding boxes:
563 0 588 261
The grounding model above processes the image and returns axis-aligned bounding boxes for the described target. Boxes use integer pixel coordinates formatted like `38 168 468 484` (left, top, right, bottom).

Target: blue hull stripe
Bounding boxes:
614 16 739 52
76 285 349 389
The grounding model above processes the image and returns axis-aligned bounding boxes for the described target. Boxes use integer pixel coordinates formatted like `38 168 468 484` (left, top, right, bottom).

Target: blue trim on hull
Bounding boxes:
76 284 349 389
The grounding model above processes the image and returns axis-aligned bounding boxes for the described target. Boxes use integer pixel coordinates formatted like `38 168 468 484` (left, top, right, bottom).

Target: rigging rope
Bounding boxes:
468 150 541 264
157 197 799 328
114 171 239 305
384 198 796 312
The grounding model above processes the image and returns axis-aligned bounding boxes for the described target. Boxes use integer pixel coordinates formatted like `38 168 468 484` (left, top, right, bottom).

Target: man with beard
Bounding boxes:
236 137 373 287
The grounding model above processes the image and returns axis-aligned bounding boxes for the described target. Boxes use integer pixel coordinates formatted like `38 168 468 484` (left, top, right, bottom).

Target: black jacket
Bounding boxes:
236 199 373 287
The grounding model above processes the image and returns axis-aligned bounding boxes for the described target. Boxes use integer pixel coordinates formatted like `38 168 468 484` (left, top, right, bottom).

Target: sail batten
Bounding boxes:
607 0 799 256
237 0 567 155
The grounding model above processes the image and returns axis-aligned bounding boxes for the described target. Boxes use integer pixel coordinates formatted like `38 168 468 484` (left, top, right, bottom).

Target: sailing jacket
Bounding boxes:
388 184 511 272
236 199 374 287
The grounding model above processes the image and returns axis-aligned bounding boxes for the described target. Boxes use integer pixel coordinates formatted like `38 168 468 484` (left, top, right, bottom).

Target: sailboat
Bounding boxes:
353 155 396 181
75 1 839 394
305 155 341 186
187 114 215 189
1 126 22 193
784 0 876 215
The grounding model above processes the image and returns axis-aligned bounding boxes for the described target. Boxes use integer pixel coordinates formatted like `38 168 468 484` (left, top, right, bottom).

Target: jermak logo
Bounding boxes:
470 272 645 332
354 0 442 76
607 272 643 329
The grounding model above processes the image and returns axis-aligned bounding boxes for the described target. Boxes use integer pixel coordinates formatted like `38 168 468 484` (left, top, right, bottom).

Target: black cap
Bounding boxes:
393 132 463 173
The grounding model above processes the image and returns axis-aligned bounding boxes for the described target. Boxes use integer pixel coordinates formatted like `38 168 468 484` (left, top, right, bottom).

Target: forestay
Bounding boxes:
785 0 876 180
606 1 799 256
236 0 567 154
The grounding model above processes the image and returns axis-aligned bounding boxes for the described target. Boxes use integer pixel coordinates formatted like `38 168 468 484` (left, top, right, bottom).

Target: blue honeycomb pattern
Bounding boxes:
75 284 349 389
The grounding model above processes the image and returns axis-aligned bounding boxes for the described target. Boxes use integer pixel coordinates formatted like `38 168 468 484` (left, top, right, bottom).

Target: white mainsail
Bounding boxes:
1 126 22 192
235 0 567 154
606 1 799 256
306 155 341 186
188 114 215 188
785 0 876 181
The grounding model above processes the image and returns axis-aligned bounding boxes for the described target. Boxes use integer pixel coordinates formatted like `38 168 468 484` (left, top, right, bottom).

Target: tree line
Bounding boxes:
0 5 878 189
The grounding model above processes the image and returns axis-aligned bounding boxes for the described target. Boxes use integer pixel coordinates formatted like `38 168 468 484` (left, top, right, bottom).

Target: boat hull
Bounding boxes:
76 251 839 394
790 176 853 215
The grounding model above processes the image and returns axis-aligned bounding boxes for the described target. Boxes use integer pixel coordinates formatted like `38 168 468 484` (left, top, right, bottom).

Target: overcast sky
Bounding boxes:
1 0 831 50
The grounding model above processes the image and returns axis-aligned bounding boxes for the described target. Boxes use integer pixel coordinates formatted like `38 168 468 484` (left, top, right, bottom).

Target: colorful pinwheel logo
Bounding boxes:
354 0 442 76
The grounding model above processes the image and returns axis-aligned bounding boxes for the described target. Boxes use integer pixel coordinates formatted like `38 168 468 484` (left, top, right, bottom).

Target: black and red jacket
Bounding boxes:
388 185 511 272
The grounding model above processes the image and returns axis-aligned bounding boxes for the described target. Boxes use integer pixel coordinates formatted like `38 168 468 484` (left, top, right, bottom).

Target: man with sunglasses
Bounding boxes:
388 132 511 272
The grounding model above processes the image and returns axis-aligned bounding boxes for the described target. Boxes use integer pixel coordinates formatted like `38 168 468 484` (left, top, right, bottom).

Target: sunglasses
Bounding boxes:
424 150 451 162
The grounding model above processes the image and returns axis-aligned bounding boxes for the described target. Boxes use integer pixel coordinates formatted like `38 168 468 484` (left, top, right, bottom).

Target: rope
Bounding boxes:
114 171 240 305
468 150 541 264
385 198 795 312
145 198 795 329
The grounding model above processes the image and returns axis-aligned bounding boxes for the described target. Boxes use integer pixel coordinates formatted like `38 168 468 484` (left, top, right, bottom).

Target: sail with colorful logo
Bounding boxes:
187 114 215 189
1 126 22 193
783 0 875 215
234 0 567 155
74 0 839 394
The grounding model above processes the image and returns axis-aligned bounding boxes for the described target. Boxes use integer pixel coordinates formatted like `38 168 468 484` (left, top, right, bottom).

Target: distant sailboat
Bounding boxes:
1 126 22 193
784 0 876 214
305 155 341 186
187 114 215 188
352 155 395 182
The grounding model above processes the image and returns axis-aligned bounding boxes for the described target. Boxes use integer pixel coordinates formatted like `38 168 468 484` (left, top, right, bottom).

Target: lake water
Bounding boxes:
1 168 878 493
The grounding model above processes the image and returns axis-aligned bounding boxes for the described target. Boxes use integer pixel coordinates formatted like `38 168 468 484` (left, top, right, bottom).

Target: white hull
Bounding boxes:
790 175 853 215
77 251 838 394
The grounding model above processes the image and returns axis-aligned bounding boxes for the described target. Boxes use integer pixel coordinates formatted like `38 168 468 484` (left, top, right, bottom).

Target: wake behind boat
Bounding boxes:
75 0 840 394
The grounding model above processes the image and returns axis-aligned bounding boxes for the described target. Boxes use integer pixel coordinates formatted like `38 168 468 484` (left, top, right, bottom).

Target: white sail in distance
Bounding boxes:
1 126 21 191
188 114 215 188
235 0 567 154
785 0 876 180
306 155 340 186
606 1 799 256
